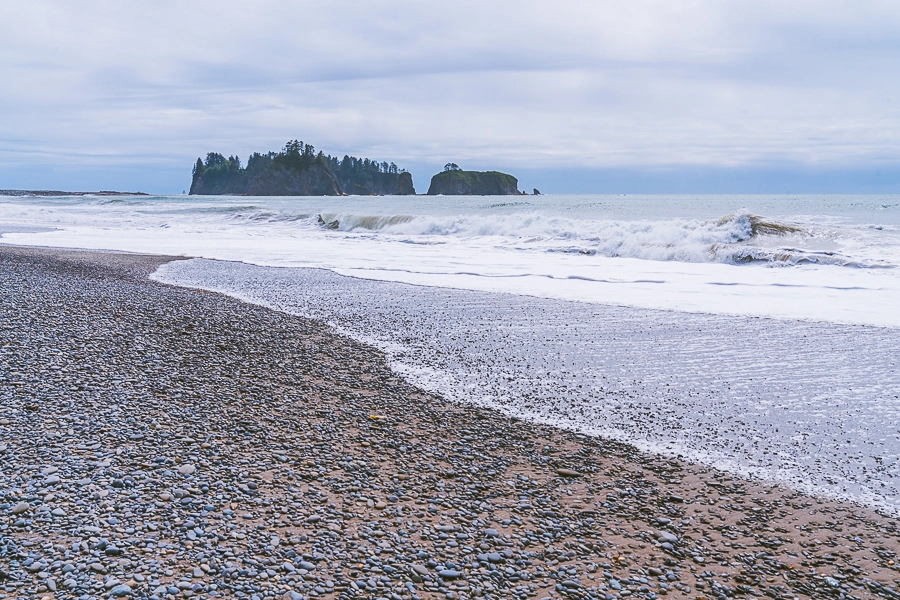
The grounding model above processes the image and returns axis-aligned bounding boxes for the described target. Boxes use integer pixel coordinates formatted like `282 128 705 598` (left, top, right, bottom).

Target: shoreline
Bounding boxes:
154 257 900 515
1 244 898 600
0 190 148 197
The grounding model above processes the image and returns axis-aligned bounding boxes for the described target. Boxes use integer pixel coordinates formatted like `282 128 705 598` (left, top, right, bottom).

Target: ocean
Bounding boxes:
2 193 899 511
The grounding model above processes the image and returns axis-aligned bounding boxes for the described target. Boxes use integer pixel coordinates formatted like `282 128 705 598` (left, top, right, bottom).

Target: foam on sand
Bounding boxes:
154 259 900 515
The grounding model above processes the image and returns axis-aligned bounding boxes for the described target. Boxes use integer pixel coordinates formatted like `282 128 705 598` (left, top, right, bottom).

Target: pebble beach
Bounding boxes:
1 245 899 600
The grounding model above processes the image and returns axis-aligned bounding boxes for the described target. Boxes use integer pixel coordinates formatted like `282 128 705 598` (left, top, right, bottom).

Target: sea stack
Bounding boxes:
427 166 520 195
189 141 416 196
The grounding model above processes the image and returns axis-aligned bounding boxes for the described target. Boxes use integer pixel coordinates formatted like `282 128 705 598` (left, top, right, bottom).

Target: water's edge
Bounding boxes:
152 257 900 516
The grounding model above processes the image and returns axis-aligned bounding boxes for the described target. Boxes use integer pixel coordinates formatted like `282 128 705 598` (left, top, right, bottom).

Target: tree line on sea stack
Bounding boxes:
190 140 533 196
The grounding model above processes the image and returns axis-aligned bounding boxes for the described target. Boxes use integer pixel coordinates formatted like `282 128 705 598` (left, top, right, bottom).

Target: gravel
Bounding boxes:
1 245 899 600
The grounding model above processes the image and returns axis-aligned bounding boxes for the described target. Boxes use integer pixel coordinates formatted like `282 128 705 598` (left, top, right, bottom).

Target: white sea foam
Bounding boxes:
1 194 899 326
323 208 877 267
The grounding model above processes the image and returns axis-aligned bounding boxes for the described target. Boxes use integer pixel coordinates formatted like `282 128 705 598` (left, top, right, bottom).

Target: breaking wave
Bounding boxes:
307 209 878 268
13 191 886 270
317 213 415 230
323 209 795 241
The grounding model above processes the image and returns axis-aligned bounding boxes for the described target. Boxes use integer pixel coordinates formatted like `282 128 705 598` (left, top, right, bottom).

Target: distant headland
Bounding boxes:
0 190 148 197
189 142 537 196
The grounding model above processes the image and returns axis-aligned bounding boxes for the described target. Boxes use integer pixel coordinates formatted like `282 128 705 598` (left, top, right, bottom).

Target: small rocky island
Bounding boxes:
427 164 521 195
189 141 415 196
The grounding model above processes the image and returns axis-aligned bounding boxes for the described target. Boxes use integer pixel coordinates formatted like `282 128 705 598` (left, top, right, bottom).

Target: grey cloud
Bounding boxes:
0 0 898 191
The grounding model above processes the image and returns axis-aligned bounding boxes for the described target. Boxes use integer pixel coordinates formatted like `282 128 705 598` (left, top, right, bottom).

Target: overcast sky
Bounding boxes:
1 0 899 193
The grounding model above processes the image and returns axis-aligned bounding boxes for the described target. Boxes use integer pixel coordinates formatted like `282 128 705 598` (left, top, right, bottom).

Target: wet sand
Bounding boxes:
0 245 898 600
154 258 900 512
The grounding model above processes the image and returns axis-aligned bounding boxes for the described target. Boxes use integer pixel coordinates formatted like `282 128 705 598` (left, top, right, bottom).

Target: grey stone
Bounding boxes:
654 530 678 544
556 468 581 478
109 584 132 596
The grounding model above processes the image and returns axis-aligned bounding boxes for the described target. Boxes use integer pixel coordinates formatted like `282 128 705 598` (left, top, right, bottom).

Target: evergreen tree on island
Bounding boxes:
189 140 415 196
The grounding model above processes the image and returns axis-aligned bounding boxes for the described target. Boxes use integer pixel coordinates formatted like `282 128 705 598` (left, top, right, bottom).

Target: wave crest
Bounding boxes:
319 213 415 230
242 207 879 268
717 211 803 239
314 209 842 266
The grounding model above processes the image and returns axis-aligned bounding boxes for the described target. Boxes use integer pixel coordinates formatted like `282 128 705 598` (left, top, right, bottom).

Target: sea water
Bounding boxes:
2 193 900 325
2 193 899 511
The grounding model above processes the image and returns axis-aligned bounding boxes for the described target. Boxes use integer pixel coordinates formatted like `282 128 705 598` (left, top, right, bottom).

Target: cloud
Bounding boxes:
1 0 898 191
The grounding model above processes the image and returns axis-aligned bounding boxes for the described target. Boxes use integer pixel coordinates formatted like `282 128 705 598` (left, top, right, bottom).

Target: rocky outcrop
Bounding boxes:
396 171 415 195
189 151 416 196
427 170 519 195
190 163 343 196
336 171 415 196
245 164 343 196
189 172 246 195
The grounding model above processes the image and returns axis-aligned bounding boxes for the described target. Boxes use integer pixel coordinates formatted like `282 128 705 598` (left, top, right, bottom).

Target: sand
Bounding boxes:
0 245 898 600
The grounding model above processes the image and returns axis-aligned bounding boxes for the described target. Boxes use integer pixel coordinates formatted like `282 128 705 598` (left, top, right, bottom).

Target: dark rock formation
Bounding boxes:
426 170 519 195
189 142 416 196
336 170 415 196
189 171 245 196
244 164 343 196
317 215 340 229
396 171 415 195
190 162 347 197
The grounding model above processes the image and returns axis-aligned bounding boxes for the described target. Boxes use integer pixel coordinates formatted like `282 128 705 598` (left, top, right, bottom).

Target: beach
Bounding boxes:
1 245 899 600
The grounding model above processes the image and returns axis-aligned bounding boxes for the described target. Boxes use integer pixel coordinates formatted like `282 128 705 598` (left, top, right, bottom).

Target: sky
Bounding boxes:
1 0 899 194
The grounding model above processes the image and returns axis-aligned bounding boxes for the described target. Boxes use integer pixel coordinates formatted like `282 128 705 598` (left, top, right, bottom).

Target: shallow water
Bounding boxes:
155 259 900 514
2 193 900 326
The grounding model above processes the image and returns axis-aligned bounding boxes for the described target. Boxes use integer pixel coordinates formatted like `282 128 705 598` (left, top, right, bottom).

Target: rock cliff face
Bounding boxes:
336 171 415 196
245 164 343 196
396 172 415 195
188 171 245 195
190 164 343 196
426 170 519 195
190 164 416 196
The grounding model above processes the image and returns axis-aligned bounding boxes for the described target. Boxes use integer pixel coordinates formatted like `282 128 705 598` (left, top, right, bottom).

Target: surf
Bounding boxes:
311 208 884 268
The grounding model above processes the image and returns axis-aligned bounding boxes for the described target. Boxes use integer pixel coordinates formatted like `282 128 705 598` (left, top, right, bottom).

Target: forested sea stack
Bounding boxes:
189 140 415 196
427 164 520 195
